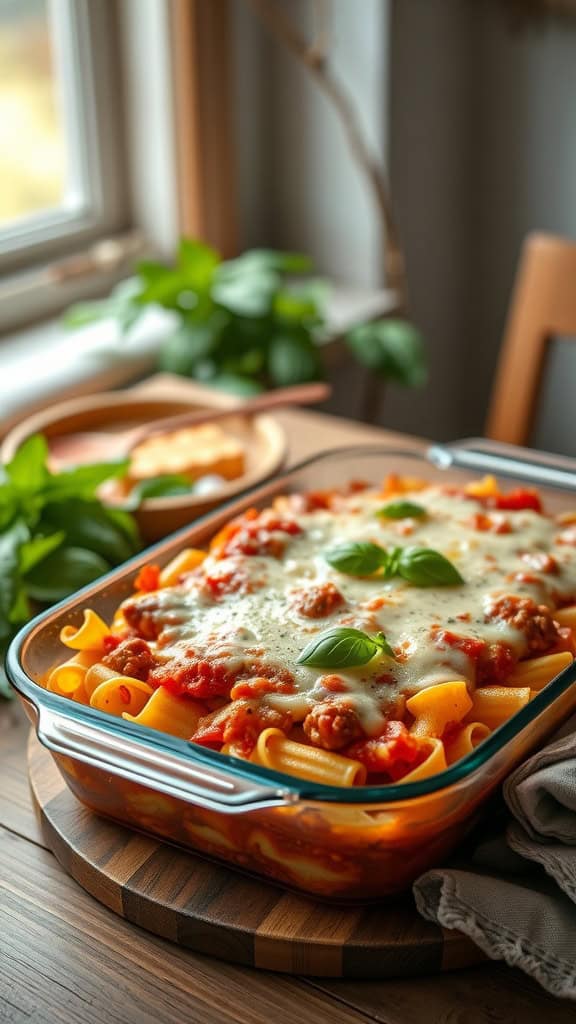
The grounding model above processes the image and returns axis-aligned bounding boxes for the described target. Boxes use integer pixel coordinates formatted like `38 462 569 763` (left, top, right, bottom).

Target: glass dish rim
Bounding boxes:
7 443 576 806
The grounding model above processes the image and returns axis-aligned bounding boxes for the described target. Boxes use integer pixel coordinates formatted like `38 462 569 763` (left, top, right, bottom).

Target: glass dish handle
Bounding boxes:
36 707 296 814
429 439 576 492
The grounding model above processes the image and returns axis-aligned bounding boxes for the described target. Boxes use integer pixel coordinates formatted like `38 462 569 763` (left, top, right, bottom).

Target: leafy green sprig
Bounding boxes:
65 239 427 396
298 627 395 669
0 435 141 697
324 541 463 586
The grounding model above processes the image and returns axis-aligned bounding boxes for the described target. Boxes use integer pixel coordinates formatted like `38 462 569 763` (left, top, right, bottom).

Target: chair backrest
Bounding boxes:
485 232 576 446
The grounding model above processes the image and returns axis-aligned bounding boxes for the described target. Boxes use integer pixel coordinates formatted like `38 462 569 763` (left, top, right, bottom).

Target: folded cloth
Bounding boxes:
413 717 576 1000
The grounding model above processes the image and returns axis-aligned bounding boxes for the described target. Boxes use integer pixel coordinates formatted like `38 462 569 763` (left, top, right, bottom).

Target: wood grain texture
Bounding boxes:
28 734 483 980
486 232 576 445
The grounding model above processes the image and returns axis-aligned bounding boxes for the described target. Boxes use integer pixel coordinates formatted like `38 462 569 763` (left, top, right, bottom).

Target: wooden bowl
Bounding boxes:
1 384 287 543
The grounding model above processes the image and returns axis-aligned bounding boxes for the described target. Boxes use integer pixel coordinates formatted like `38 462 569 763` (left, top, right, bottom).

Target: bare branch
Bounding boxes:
308 0 330 68
245 0 408 305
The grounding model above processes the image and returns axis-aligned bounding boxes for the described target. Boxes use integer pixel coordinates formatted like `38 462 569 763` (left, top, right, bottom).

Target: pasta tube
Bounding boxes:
47 651 100 697
90 676 153 717
84 663 119 698
468 686 531 730
253 729 366 786
60 610 109 651
123 686 206 738
444 722 490 765
554 606 576 629
406 681 472 738
399 738 447 782
507 651 573 691
159 548 207 588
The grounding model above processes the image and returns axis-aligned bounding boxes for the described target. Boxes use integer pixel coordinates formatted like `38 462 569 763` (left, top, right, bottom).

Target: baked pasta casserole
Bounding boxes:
46 473 576 790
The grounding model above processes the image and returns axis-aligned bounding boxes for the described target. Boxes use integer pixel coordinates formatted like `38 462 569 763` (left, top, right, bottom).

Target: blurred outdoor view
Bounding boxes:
0 0 66 227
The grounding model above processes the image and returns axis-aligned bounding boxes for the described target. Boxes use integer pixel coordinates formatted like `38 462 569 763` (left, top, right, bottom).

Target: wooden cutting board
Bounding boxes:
28 734 485 979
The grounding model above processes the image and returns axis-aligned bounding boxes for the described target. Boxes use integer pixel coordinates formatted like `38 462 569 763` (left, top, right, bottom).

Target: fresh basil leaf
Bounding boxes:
124 475 194 510
25 546 111 603
376 501 426 520
206 374 264 396
44 459 130 501
268 330 322 387
297 627 387 668
397 547 464 587
0 484 16 531
346 318 427 388
19 531 65 575
101 506 141 550
324 541 387 576
40 500 137 564
9 585 31 626
6 435 49 492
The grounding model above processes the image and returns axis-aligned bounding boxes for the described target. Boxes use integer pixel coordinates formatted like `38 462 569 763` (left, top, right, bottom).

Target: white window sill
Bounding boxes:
0 310 175 435
0 284 398 436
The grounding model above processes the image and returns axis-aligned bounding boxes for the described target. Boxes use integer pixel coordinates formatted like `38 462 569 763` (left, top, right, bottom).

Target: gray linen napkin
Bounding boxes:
413 716 576 1000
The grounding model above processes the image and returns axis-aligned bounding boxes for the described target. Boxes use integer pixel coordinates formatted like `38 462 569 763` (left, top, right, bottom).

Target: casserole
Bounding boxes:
8 443 576 900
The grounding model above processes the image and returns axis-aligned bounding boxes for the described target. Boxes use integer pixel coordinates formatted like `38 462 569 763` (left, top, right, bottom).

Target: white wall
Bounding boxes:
233 1 576 448
232 0 390 289
386 0 576 446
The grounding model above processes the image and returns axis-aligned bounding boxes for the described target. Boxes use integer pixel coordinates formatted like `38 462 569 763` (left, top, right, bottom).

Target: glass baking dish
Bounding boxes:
7 442 576 901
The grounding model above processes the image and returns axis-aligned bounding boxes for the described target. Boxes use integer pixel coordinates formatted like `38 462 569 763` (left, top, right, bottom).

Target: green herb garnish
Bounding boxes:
0 435 140 697
297 627 395 668
324 541 386 576
324 540 463 587
376 500 426 520
396 547 464 587
124 474 195 509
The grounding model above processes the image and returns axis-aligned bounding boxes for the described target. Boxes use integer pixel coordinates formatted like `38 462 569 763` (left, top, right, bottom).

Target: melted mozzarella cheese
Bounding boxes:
141 487 576 734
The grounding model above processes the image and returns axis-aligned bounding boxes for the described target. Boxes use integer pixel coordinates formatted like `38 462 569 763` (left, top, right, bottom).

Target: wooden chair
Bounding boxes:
486 232 576 446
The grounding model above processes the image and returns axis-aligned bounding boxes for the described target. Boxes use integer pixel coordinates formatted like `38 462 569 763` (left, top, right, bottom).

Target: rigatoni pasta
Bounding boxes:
47 476 576 788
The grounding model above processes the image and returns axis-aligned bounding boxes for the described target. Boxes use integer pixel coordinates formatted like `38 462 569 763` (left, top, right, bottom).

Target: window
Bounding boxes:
0 0 128 274
0 0 236 335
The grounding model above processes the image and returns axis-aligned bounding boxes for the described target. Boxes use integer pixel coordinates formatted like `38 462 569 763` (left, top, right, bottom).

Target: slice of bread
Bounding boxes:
128 424 245 483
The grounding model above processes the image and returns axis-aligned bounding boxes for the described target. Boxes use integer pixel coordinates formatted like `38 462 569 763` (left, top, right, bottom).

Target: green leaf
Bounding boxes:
159 315 229 377
324 541 387 576
346 318 427 388
273 280 328 326
213 267 278 318
44 460 130 501
63 301 109 329
206 374 265 396
297 627 392 668
124 475 194 509
40 500 138 564
219 249 312 276
25 546 111 603
19 531 65 575
63 279 144 335
397 547 464 587
177 238 220 288
268 330 322 387
376 501 426 520
0 484 17 531
5 435 49 492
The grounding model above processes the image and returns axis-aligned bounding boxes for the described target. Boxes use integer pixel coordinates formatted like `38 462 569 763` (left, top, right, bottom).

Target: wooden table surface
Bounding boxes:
2 407 575 1024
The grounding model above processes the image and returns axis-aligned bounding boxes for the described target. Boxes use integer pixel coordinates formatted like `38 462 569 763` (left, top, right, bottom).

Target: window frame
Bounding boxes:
0 0 129 275
0 0 239 335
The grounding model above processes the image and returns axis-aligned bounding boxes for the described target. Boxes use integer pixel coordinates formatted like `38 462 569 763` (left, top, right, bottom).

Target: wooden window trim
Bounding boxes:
170 0 239 256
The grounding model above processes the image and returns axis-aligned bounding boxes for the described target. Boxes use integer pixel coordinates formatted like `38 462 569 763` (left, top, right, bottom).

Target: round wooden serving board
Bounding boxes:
28 734 485 978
